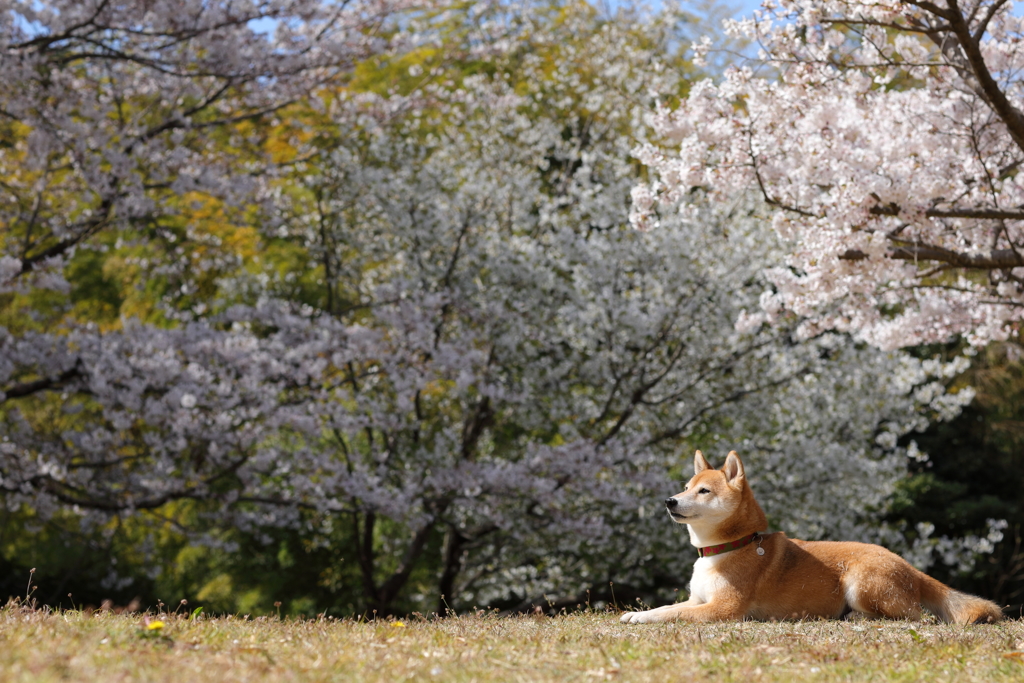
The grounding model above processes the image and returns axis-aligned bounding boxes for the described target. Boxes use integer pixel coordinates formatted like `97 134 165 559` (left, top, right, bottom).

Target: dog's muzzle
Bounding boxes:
665 497 688 520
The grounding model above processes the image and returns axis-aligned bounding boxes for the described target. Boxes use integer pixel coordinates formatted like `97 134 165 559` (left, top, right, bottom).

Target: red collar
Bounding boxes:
697 532 761 558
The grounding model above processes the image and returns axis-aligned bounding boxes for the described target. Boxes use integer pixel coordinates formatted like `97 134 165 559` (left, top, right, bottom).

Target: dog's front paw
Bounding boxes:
619 609 666 624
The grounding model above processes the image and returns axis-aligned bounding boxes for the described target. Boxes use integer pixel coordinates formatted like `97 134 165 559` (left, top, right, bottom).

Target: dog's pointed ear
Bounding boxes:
722 451 745 485
694 450 712 474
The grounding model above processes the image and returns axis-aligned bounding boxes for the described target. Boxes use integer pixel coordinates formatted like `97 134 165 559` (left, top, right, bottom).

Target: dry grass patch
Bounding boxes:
0 604 1022 682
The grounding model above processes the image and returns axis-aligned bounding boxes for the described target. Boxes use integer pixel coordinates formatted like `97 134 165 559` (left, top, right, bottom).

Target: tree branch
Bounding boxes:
840 244 1024 269
1 364 81 403
869 205 1024 221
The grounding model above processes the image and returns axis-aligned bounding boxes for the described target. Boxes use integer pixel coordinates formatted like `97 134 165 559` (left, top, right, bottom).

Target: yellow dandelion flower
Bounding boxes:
391 621 406 628
146 620 165 631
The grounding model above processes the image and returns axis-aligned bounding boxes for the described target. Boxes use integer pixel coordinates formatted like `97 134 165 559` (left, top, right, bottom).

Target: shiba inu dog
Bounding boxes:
620 450 1003 624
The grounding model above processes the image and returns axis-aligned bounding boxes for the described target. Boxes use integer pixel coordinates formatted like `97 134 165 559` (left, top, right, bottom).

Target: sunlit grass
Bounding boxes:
1 602 1022 682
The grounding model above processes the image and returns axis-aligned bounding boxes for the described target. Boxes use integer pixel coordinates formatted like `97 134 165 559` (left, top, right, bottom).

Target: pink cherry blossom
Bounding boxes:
636 0 1024 350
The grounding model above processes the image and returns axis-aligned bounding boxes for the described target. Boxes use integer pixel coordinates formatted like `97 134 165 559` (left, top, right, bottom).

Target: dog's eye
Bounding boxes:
698 488 710 494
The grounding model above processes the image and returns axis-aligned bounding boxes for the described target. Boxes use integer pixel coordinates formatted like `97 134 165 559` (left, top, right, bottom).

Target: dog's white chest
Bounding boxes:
688 556 731 604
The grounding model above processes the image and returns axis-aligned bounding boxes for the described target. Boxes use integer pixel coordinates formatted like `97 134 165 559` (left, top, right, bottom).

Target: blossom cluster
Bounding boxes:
0 0 425 294
635 0 1024 350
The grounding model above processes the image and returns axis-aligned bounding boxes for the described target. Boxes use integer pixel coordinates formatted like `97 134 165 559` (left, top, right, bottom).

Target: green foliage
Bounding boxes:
892 343 1024 610
0 504 442 616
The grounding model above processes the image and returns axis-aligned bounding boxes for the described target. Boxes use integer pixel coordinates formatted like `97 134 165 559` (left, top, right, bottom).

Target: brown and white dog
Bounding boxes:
620 450 1003 624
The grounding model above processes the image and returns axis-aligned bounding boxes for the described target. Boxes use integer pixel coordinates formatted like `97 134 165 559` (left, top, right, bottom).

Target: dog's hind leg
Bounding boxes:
842 557 922 620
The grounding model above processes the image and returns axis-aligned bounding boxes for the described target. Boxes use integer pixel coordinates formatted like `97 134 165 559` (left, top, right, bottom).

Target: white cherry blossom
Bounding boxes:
635 0 1024 350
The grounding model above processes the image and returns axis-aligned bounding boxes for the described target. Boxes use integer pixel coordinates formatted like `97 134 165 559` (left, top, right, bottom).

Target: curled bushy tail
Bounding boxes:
919 574 1003 624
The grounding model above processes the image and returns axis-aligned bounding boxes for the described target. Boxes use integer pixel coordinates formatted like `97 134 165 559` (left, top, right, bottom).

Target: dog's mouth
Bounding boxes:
667 510 690 522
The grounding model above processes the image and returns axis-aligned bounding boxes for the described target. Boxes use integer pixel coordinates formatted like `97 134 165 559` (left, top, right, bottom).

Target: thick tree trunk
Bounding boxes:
437 526 467 615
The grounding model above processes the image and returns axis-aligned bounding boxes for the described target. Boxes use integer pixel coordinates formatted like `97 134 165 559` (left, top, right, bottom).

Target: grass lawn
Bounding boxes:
1 603 1022 682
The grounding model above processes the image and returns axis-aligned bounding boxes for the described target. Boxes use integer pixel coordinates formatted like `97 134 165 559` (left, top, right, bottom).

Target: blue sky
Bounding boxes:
726 0 764 17
248 0 768 35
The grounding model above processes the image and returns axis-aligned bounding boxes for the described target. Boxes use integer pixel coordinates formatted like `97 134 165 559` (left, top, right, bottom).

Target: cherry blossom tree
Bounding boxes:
0 0 426 295
0 1 986 613
633 0 1024 350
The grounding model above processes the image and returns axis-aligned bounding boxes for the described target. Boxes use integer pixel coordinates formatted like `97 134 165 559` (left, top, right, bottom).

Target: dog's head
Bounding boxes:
664 450 749 526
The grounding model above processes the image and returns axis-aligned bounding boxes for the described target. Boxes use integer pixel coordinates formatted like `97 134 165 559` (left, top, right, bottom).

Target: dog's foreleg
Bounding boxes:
618 603 683 624
620 600 744 623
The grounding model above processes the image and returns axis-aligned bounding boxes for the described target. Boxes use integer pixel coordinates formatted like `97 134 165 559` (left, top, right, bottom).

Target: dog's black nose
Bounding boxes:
665 498 678 509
